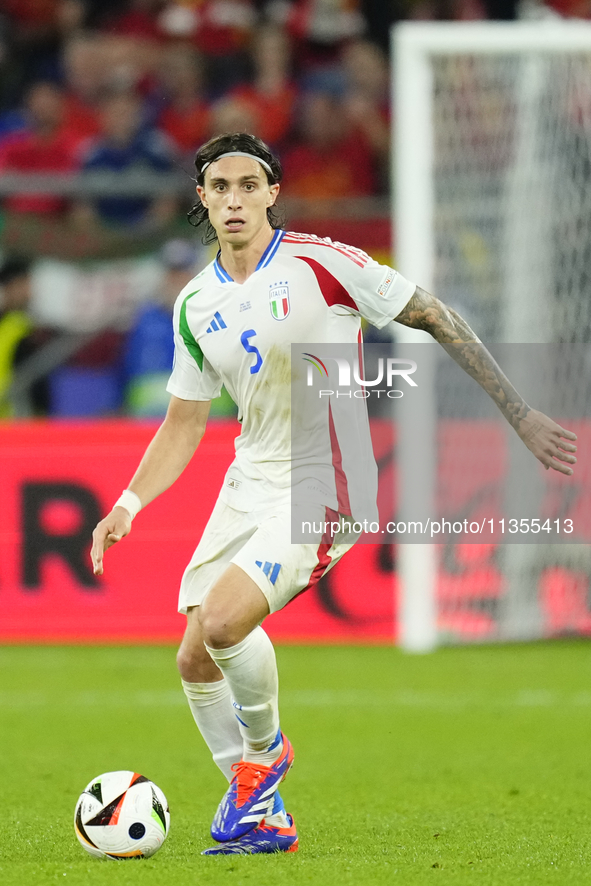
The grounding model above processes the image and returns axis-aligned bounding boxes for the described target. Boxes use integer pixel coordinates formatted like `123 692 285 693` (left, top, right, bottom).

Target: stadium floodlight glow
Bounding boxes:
391 20 591 653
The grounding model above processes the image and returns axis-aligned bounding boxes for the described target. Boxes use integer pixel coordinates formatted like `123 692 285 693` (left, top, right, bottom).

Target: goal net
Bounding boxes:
392 22 591 650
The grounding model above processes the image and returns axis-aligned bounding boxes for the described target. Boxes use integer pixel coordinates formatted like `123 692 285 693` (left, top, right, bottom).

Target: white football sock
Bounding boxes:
265 791 291 829
205 626 282 765
181 678 242 781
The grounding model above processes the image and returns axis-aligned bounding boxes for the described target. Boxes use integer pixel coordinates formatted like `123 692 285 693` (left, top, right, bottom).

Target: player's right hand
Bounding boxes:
91 507 132 575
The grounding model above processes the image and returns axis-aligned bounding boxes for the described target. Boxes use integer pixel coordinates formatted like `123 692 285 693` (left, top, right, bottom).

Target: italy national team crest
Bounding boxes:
269 282 290 321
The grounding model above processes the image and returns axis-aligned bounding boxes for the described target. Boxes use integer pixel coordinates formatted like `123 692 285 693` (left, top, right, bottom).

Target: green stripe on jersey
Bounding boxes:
179 290 203 371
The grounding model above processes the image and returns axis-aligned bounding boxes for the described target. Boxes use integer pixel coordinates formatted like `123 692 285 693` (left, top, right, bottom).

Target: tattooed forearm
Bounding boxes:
441 340 532 431
394 286 481 343
394 287 531 431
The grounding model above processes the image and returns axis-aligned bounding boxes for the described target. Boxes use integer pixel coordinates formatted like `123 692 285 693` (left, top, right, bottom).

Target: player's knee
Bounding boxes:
176 646 191 679
176 643 214 682
198 606 241 650
176 645 196 680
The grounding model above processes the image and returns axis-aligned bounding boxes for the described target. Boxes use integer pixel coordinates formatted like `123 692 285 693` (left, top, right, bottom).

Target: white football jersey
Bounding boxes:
166 229 415 516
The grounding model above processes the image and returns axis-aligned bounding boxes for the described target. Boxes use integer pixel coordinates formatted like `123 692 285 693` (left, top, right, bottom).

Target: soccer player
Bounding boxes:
90 132 577 856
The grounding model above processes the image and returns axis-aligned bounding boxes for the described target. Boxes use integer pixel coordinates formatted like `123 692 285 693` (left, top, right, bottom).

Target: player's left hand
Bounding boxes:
516 409 577 475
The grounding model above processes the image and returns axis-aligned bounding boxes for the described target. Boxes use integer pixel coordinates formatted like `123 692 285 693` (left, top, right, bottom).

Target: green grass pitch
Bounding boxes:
1 642 591 886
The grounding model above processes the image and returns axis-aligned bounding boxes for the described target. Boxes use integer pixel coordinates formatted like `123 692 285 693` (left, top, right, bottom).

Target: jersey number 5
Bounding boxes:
240 330 263 374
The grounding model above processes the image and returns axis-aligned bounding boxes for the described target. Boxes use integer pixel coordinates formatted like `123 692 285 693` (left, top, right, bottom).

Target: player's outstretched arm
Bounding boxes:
91 396 211 575
394 287 578 475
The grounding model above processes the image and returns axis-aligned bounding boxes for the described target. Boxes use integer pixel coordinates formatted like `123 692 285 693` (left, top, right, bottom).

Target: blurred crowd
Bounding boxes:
0 0 578 232
0 1 395 231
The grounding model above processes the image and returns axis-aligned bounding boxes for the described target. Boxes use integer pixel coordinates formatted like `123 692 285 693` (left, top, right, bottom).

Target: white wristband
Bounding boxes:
113 489 142 521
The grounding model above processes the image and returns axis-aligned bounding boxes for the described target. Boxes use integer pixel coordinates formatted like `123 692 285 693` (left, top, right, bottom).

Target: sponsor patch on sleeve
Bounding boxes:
377 269 396 298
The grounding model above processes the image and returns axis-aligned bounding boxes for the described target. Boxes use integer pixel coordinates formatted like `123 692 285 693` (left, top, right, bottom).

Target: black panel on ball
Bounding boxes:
129 822 146 840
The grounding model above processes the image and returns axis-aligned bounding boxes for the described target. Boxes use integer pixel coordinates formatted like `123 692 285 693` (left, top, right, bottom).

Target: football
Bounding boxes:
74 770 170 860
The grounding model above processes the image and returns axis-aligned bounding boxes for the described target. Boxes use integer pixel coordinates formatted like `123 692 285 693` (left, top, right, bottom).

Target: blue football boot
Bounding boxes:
203 813 298 855
210 731 294 842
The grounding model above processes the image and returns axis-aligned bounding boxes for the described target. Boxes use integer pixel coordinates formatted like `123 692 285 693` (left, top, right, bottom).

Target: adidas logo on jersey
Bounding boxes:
206 312 227 333
255 560 282 585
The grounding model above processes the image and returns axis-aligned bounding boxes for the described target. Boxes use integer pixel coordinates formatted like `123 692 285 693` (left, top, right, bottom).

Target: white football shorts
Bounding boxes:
178 496 358 615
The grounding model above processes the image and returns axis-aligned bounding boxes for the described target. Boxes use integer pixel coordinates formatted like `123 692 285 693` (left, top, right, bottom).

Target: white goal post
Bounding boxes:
392 21 591 652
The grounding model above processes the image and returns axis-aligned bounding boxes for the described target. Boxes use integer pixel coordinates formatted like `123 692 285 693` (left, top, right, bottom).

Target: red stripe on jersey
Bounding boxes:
284 232 368 268
299 507 339 595
295 255 360 313
328 403 352 516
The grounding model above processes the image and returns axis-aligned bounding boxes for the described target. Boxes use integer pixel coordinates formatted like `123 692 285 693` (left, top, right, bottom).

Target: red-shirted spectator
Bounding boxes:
61 92 101 141
229 24 296 148
159 0 255 55
159 1 255 93
280 89 376 199
156 44 210 156
59 33 109 141
207 94 259 139
94 3 167 99
102 0 256 57
341 39 390 186
100 0 165 41
0 81 83 216
268 0 366 66
61 31 161 143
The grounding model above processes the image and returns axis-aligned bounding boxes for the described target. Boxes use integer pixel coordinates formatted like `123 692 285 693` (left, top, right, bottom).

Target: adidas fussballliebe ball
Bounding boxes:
74 771 170 860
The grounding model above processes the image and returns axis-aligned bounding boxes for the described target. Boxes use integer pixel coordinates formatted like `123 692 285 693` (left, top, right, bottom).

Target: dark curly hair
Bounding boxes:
187 133 284 244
